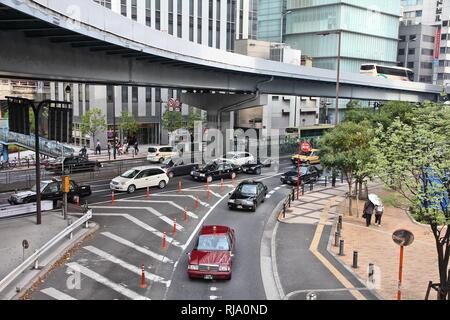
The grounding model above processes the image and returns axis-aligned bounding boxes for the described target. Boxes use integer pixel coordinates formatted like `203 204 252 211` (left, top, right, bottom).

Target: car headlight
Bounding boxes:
190 171 194 175
219 265 230 272
188 264 199 271
228 199 235 204
200 173 206 177
281 176 286 179
243 200 254 205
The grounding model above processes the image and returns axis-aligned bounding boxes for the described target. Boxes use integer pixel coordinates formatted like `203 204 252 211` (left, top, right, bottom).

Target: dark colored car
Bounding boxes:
187 225 236 280
241 157 280 175
8 179 91 205
280 165 321 185
45 156 102 174
190 160 241 183
160 157 199 179
228 180 268 212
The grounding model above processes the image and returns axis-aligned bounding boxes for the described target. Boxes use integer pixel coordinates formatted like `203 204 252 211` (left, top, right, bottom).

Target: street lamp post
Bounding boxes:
279 10 293 62
316 30 342 126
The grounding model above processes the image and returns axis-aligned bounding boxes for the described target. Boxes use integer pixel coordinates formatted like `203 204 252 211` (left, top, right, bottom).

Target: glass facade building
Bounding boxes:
283 0 401 73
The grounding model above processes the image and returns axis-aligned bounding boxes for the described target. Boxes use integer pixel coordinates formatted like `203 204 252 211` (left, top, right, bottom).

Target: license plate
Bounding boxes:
237 205 243 209
204 275 213 280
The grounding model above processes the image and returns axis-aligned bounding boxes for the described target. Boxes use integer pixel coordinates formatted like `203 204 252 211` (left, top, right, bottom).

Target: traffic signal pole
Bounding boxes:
297 142 300 200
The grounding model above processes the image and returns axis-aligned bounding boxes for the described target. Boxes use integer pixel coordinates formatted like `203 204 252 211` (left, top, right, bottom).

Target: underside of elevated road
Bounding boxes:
0 0 442 103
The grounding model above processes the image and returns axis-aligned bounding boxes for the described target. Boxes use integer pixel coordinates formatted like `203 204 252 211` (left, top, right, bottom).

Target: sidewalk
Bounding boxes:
330 185 440 300
273 183 379 300
0 208 97 299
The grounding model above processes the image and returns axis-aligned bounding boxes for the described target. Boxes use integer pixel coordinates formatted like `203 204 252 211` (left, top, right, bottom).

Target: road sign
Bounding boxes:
392 229 414 247
301 141 311 153
22 240 29 249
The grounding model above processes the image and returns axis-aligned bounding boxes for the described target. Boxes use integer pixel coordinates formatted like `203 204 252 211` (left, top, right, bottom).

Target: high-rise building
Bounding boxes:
283 0 401 73
55 0 257 148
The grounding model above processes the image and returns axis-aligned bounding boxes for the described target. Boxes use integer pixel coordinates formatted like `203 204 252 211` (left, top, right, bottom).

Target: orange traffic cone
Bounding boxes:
220 178 224 191
146 187 150 199
173 219 177 235
178 180 182 193
162 232 167 249
111 191 115 205
195 196 199 210
184 207 188 223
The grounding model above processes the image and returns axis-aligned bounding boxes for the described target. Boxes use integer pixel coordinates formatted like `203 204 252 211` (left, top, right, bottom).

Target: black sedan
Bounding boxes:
45 156 102 174
8 179 92 205
161 157 199 179
190 161 241 183
228 180 268 212
241 157 280 175
280 165 321 185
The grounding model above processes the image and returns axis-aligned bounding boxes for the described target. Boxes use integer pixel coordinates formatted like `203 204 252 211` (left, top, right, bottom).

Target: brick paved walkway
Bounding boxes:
331 186 441 300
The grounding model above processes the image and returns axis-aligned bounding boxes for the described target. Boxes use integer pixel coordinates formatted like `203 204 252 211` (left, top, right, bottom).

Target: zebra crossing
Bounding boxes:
33 184 230 300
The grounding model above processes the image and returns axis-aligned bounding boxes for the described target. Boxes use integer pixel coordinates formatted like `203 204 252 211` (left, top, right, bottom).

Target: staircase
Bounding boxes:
0 127 74 158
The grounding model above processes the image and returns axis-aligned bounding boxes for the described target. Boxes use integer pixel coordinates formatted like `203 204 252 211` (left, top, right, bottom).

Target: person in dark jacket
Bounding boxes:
363 199 375 227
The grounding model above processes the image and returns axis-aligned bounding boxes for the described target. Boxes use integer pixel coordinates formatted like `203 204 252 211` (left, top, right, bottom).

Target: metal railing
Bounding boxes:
0 210 92 294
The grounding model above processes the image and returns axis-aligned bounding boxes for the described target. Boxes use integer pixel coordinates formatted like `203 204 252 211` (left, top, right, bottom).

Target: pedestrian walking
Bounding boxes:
95 140 102 155
134 140 139 155
107 142 112 160
374 204 384 227
363 198 375 227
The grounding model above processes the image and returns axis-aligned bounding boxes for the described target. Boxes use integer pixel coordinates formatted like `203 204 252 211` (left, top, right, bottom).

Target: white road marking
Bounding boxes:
113 200 199 219
66 262 150 300
93 206 184 231
92 189 112 194
150 194 209 207
90 213 182 248
210 287 218 292
41 288 77 300
182 189 222 198
101 232 173 264
83 246 170 287
209 295 221 300
265 195 271 199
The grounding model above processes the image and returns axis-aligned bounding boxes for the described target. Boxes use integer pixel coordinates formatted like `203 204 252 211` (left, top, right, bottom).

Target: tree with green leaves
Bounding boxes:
79 108 107 147
370 102 450 300
161 104 184 133
119 111 139 138
186 108 206 134
319 121 376 216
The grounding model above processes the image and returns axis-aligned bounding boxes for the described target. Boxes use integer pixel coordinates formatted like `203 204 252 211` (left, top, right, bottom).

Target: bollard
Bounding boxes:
368 263 375 284
340 172 344 183
352 251 358 268
33 249 39 269
282 202 286 219
337 221 342 234
334 232 340 247
325 176 327 187
339 240 345 256
288 196 291 208
302 184 305 196
310 183 313 191
291 188 295 201
338 216 343 230
67 219 73 239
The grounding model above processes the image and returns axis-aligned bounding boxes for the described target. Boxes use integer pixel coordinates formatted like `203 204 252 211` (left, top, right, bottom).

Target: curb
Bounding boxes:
404 208 429 227
1 218 99 300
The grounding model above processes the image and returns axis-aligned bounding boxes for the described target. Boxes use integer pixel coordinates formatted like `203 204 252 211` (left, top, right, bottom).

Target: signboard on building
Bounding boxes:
435 27 441 61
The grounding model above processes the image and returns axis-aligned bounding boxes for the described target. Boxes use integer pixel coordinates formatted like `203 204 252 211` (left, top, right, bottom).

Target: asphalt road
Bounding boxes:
23 159 294 300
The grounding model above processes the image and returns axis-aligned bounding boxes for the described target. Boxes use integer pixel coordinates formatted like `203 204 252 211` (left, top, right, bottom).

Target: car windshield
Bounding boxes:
237 184 257 195
148 147 157 153
197 235 230 251
289 167 309 175
121 169 140 179
31 182 48 192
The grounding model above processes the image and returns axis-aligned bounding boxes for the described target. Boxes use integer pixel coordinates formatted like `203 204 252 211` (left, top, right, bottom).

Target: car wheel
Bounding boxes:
159 180 167 189
206 176 213 183
251 202 257 212
168 172 174 179
127 185 136 194
255 168 261 175
306 161 311 165
23 197 31 204
159 157 165 163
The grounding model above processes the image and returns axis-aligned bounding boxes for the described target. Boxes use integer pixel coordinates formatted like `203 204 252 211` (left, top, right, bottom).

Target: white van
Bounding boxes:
110 166 169 194
147 145 179 163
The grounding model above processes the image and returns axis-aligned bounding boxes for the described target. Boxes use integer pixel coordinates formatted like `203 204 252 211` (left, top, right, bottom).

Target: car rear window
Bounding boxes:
197 235 230 251
160 147 173 152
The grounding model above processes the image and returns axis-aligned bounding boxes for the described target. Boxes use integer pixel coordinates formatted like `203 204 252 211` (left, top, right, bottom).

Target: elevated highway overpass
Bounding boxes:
0 0 443 103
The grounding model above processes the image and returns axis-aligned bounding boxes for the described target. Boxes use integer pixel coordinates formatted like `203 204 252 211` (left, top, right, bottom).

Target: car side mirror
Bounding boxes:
229 192 232 196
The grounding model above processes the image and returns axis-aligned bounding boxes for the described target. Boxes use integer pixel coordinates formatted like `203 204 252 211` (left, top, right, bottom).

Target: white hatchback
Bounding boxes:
218 152 255 166
110 166 169 194
147 145 179 163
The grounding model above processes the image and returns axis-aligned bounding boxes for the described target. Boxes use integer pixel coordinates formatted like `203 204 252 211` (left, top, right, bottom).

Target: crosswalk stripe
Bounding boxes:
110 200 199 219
90 213 183 248
83 246 170 287
93 206 184 231
41 288 77 300
150 194 209 207
66 262 150 300
101 232 173 264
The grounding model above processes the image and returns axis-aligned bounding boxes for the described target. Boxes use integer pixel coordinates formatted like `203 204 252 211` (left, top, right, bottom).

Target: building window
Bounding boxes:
408 48 415 55
122 86 128 103
131 0 137 21
419 76 432 83
423 35 435 43
399 35 406 42
420 62 433 69
146 0 151 26
120 0 127 16
398 48 405 55
442 33 447 41
422 48 434 56
407 62 414 68
107 85 114 103
132 87 138 103
146 87 152 103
